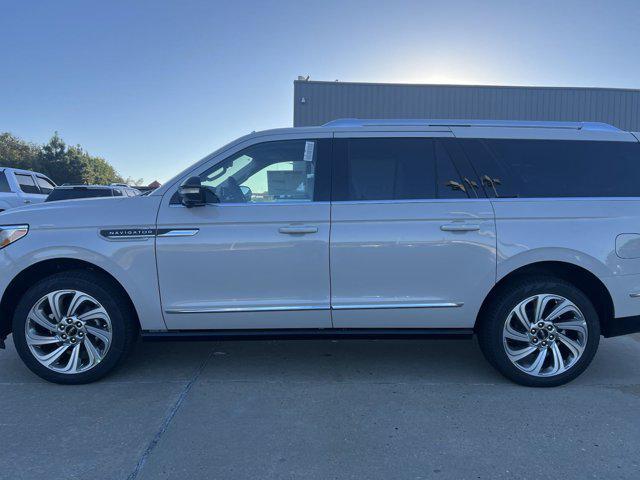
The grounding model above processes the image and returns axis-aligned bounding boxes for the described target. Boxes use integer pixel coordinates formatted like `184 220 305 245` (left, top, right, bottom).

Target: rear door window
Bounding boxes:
332 138 436 201
439 139 485 198
435 140 471 199
15 173 40 194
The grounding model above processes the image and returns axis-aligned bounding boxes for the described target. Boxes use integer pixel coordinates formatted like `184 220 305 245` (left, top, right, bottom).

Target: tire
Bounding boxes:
477 276 600 387
12 270 138 384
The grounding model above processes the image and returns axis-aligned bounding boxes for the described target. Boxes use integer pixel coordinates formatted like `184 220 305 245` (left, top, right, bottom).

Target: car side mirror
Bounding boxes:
178 177 205 207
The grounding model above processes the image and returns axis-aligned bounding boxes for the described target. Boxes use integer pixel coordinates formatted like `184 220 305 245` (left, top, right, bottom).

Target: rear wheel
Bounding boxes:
12 270 138 384
477 276 600 387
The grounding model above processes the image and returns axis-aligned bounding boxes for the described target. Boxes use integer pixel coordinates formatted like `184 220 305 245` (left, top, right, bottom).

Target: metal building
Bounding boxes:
293 80 640 131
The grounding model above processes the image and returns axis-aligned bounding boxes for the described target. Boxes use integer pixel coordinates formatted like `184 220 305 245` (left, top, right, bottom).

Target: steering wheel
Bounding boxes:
217 177 247 203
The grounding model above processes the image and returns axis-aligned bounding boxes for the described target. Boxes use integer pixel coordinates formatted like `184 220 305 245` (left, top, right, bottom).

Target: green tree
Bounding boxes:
0 131 129 185
0 133 41 171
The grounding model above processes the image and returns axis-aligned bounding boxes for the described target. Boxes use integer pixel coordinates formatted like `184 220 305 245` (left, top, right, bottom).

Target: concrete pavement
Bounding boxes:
1 334 639 479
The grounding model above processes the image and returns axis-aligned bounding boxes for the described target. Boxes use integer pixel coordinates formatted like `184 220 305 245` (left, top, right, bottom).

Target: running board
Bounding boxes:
141 328 474 342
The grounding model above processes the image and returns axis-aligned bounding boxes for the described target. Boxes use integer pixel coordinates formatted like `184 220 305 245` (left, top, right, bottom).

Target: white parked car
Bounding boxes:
1 119 640 386
0 167 56 212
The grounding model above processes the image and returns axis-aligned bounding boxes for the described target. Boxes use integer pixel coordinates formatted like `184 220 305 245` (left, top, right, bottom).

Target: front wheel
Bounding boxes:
477 276 600 387
12 270 138 384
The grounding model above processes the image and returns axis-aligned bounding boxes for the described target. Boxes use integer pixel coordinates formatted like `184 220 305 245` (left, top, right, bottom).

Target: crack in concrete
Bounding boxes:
126 349 214 480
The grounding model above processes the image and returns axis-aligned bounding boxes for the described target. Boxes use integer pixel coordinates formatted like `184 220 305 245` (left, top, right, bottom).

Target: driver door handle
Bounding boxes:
279 225 318 235
440 223 480 232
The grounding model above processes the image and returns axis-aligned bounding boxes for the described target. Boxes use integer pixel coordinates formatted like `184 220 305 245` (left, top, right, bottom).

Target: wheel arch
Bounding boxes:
0 258 140 340
476 261 615 336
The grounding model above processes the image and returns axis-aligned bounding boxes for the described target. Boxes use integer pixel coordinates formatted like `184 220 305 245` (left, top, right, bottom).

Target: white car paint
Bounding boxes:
1 120 639 338
0 167 55 211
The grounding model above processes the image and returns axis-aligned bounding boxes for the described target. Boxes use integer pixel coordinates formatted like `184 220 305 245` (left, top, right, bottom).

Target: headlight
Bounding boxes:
0 225 29 249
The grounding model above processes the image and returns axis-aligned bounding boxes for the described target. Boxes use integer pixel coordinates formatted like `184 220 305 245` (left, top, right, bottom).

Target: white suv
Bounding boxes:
0 167 56 211
1 119 639 386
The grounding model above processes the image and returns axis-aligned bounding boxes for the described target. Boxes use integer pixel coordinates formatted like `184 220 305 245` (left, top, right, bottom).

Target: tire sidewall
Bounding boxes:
12 272 130 384
482 277 600 387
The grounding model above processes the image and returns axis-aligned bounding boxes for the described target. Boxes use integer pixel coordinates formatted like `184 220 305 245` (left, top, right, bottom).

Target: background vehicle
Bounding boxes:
1 119 640 387
45 184 141 202
0 167 56 211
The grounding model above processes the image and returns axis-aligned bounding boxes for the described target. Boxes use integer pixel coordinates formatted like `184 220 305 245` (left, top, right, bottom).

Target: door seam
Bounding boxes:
328 132 335 327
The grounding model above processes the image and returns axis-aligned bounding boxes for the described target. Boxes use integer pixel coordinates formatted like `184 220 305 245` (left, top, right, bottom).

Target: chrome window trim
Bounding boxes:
490 196 640 202
169 201 331 208
332 197 640 205
330 198 490 206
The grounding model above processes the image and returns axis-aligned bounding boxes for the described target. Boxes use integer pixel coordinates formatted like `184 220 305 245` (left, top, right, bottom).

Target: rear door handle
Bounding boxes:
279 225 318 235
440 223 480 232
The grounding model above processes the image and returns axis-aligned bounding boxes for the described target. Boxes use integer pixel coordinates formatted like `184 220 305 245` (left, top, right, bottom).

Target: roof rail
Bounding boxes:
322 118 621 132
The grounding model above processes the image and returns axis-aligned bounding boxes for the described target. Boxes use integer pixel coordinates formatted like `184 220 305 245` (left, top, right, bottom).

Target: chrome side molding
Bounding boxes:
165 302 463 314
157 229 200 237
332 302 464 310
165 305 328 314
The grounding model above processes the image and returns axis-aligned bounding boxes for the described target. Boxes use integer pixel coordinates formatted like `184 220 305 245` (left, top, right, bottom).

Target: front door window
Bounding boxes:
199 140 318 203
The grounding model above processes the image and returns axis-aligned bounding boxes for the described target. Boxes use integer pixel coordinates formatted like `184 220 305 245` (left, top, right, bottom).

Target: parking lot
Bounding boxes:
1 333 639 480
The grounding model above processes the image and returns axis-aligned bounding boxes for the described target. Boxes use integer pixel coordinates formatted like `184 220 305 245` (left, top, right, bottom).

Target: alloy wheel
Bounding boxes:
24 290 112 374
502 294 588 377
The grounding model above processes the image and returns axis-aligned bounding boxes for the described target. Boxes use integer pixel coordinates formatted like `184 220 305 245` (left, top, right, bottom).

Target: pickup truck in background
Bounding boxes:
0 167 57 212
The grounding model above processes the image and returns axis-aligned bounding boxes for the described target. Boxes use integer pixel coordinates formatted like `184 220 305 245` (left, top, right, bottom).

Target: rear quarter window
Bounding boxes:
35 176 56 194
459 139 640 198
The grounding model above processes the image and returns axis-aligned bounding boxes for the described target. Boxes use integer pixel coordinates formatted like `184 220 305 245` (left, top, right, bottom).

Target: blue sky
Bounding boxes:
1 0 639 183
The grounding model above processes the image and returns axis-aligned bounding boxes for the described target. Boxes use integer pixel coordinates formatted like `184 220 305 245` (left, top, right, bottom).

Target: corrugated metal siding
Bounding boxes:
293 81 640 131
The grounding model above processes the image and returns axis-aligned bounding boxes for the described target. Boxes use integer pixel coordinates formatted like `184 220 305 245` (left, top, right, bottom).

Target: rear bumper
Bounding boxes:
603 315 640 338
0 312 7 348
602 274 640 318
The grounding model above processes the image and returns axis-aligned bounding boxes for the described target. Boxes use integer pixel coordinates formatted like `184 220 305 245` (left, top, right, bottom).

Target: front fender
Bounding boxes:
0 229 166 332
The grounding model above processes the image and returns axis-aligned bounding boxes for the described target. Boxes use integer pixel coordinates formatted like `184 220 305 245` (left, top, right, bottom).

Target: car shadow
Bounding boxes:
3 335 638 386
